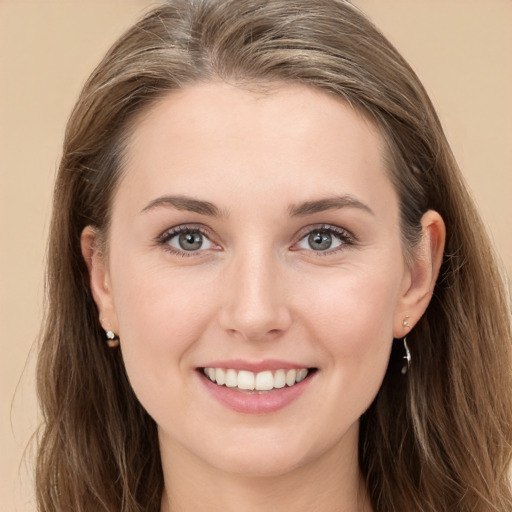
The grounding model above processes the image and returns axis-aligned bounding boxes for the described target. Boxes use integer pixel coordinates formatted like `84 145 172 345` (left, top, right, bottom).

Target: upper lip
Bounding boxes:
198 359 311 372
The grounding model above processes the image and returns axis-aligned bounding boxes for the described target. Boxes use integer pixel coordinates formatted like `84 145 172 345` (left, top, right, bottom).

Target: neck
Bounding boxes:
159 427 373 512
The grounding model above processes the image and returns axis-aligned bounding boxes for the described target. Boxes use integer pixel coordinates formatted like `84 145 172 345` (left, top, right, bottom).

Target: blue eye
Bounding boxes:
163 228 214 252
296 227 351 252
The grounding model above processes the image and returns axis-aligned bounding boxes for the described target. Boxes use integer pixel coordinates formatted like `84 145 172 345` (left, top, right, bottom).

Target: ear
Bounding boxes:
393 210 446 338
81 226 118 334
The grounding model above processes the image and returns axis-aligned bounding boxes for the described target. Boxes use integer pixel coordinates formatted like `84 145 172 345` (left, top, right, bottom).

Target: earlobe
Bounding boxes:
393 210 446 338
80 226 118 333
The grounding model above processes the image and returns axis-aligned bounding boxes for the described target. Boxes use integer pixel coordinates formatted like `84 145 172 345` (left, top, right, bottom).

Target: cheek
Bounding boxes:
297 272 399 432
296 263 402 378
111 254 215 340
304 262 400 322
109 259 216 401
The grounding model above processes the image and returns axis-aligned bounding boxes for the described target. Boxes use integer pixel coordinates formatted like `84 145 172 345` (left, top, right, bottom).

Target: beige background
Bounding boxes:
1 1 511 510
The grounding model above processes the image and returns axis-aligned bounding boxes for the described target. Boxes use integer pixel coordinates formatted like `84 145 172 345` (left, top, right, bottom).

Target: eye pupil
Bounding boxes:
308 231 332 251
179 231 203 251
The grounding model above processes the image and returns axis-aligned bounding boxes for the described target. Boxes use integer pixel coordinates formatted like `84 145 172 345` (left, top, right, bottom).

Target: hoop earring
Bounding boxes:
401 337 411 374
106 330 119 348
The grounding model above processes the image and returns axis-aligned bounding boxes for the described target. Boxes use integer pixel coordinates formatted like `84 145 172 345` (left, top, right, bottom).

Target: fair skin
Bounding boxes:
82 83 445 512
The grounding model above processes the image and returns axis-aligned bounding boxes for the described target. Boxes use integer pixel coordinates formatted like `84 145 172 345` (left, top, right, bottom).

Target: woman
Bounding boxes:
35 1 512 511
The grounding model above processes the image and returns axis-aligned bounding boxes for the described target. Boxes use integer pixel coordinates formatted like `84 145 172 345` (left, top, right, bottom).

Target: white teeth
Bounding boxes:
285 369 297 386
274 369 286 389
203 367 311 391
255 370 274 391
237 370 255 390
215 368 226 385
225 369 237 388
296 368 308 382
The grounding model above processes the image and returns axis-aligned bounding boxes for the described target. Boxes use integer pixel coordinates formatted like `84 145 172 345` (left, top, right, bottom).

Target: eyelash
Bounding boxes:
156 224 216 258
294 224 355 256
156 223 355 257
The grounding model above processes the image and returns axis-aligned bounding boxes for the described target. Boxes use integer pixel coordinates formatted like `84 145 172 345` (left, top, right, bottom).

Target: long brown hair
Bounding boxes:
36 1 512 510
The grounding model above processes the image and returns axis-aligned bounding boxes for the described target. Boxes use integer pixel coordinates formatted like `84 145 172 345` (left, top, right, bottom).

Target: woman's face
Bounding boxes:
87 83 424 478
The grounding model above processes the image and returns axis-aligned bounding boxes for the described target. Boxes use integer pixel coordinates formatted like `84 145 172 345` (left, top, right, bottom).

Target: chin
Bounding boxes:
208 447 309 479
191 424 354 480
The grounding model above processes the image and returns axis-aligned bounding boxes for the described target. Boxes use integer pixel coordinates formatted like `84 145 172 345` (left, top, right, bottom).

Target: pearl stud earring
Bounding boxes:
105 329 119 348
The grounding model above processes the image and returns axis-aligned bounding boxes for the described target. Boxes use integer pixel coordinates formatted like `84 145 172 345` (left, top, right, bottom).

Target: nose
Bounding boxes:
218 250 292 342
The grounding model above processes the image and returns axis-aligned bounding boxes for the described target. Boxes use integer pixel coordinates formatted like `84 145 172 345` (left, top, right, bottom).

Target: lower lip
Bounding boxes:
198 371 314 414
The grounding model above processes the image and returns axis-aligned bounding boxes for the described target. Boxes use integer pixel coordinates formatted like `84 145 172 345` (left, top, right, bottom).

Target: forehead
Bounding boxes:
117 82 396 216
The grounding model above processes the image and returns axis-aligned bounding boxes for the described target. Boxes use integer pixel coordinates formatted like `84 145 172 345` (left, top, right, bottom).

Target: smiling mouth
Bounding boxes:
201 367 317 393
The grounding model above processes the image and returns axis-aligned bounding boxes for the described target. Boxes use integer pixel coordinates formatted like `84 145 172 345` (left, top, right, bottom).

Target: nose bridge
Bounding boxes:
219 243 291 340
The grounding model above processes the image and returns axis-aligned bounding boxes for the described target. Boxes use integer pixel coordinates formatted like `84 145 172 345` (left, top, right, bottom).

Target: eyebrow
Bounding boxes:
140 195 222 217
288 195 374 217
140 193 374 218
